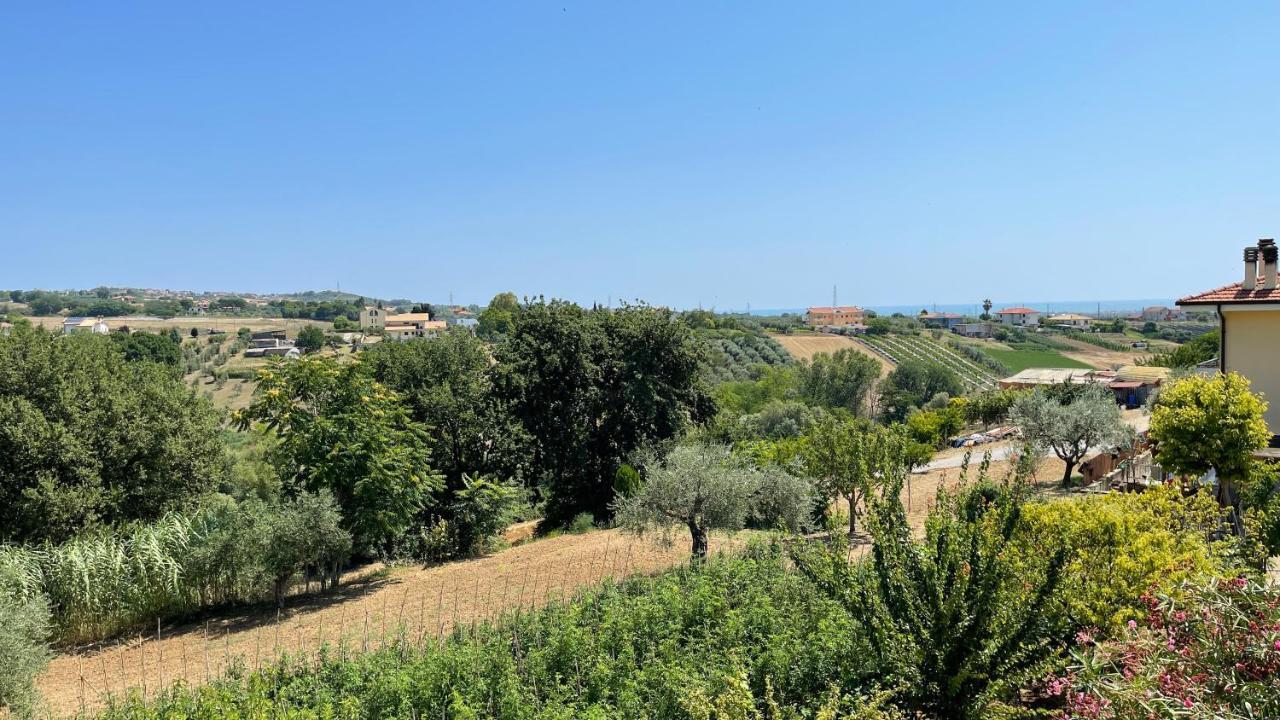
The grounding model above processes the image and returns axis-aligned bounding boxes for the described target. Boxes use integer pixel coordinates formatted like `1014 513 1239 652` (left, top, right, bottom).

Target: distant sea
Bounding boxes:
740 299 1178 319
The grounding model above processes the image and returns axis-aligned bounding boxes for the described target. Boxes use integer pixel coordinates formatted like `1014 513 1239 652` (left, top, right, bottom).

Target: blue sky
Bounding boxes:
3 2 1279 309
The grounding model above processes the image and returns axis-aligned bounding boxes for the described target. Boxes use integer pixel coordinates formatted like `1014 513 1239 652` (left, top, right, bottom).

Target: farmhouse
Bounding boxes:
1141 305 1186 322
359 306 388 330
919 312 964 330
1046 313 1091 329
994 307 1040 326
62 316 110 334
952 322 993 338
385 312 448 341
804 306 865 328
1177 238 1280 433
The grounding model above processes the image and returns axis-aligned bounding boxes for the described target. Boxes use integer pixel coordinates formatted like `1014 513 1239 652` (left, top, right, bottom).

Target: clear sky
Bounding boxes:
3 2 1279 309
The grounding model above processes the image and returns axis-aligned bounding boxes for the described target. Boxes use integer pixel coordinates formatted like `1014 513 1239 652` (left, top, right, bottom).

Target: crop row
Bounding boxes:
861 334 998 391
701 330 792 382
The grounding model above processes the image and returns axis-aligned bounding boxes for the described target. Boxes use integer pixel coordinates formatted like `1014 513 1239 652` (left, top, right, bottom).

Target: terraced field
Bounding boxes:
861 334 999 391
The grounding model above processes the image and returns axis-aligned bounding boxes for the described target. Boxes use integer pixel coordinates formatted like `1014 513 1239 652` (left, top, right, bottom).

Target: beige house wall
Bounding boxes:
1223 308 1280 430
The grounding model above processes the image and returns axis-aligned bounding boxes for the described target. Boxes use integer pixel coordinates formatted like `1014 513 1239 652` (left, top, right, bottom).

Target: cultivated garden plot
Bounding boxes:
860 334 999 391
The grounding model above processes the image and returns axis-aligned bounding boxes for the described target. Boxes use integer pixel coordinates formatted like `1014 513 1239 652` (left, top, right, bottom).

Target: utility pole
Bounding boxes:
832 284 837 308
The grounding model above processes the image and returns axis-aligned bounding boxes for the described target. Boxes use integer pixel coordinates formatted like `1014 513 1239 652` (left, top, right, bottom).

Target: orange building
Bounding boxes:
805 306 865 327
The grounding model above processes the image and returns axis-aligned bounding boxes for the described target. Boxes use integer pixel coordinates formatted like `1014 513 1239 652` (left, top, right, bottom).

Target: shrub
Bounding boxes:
1014 484 1229 633
1057 577 1280 718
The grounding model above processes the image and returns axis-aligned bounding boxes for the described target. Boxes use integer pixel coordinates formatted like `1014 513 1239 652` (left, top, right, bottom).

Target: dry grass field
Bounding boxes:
771 333 895 375
28 315 333 337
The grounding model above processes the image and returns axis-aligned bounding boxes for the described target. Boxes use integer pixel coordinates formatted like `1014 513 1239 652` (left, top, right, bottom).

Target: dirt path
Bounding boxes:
37 528 743 716
1048 336 1145 370
772 333 894 375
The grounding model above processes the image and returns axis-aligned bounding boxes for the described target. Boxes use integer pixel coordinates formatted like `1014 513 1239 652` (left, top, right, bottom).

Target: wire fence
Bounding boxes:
43 533 730 718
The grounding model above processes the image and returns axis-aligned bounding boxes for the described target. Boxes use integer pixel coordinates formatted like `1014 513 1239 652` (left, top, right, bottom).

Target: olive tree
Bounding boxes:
1011 383 1126 486
1149 372 1269 534
613 444 812 558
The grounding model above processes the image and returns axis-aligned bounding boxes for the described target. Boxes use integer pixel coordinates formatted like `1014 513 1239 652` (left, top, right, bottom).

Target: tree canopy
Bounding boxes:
1011 383 1126 485
494 300 716 526
0 326 229 543
234 356 442 554
877 359 963 422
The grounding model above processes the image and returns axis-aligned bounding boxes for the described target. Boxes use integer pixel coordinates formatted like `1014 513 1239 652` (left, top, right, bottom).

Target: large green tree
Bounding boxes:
802 419 906 536
477 291 520 340
364 330 528 485
796 348 880 417
614 444 812 557
494 301 715 526
1149 372 1269 534
234 356 442 554
0 326 229 543
877 359 964 422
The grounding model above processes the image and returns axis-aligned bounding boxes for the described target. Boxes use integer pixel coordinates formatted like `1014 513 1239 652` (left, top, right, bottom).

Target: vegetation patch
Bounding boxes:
979 347 1091 373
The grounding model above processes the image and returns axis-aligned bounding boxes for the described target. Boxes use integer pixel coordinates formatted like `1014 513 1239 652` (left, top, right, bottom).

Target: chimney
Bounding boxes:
1243 246 1258 290
1261 239 1278 291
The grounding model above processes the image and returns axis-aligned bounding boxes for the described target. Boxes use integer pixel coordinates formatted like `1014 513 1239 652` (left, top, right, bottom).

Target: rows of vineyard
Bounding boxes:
700 329 793 382
860 333 999 391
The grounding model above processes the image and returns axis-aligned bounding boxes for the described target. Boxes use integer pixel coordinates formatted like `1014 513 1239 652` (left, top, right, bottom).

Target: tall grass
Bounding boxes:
0 493 349 645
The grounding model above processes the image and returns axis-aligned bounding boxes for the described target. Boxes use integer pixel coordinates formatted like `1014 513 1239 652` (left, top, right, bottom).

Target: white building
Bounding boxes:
994 307 1041 327
1046 313 1091 329
63 316 110 334
384 312 448 341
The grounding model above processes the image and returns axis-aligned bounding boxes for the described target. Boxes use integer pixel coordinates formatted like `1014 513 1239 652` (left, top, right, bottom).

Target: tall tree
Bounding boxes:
878 359 963 422
797 348 880 417
1011 383 1126 485
234 357 441 555
981 298 992 320
477 291 520 339
295 325 325 354
364 330 528 485
494 301 715 526
1149 372 1269 534
803 419 906 536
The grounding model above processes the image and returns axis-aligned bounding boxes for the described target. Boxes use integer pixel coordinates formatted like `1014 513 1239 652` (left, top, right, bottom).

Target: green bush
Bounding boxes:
1014 484 1229 634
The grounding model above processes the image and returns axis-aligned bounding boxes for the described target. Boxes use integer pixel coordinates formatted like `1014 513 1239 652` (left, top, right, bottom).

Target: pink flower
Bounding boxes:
1127 620 1138 631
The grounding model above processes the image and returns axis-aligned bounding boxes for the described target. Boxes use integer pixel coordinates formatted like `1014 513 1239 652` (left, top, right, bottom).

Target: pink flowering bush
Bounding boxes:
1049 577 1280 718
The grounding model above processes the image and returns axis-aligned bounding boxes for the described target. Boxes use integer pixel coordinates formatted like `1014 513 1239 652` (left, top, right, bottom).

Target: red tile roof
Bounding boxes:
1177 279 1280 306
995 307 1038 314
